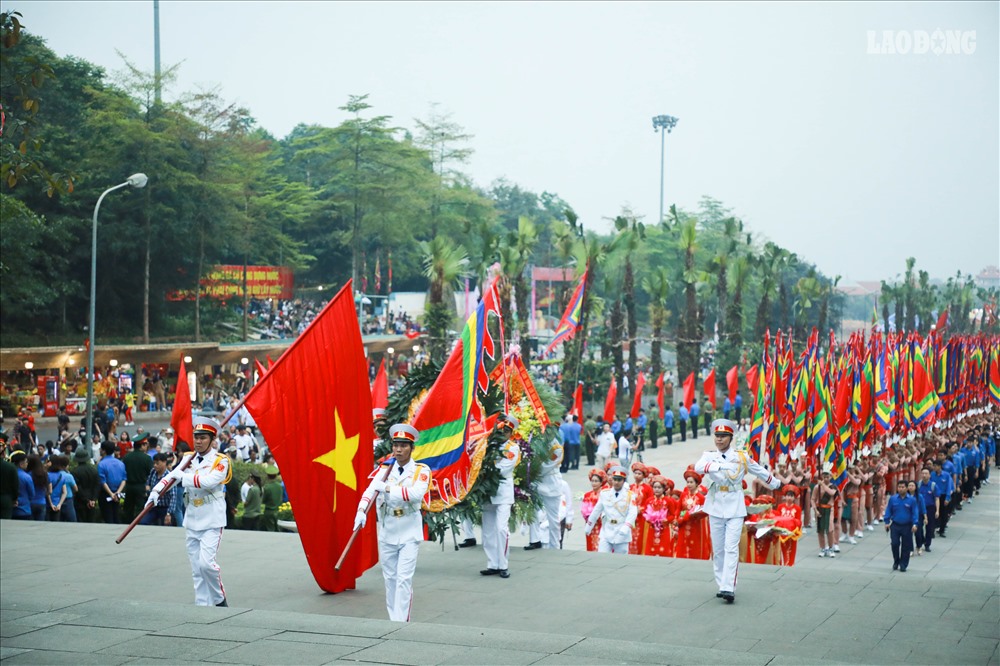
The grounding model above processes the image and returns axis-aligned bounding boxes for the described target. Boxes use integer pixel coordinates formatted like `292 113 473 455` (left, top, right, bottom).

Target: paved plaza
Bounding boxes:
4 414 999 664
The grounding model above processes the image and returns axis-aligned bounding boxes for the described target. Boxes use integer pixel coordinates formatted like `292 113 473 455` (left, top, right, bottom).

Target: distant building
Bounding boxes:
975 265 1000 290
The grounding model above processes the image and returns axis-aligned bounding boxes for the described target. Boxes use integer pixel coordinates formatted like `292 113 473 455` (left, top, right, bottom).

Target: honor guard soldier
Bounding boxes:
481 414 522 578
694 418 779 603
584 466 638 554
525 436 565 550
147 416 232 606
354 424 430 622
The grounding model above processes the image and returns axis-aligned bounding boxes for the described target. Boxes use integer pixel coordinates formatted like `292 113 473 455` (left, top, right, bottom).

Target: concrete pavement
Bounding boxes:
2 471 997 665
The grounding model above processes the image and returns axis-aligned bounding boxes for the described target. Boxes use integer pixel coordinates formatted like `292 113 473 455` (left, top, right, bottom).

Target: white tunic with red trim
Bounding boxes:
694 447 779 520
359 459 430 546
178 450 231 531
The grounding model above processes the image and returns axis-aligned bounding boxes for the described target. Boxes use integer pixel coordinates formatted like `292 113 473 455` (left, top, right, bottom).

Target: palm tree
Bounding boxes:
641 267 670 385
612 212 645 398
903 257 917 332
670 205 701 386
500 216 538 367
754 243 785 338
421 236 470 363
721 255 751 371
711 217 743 345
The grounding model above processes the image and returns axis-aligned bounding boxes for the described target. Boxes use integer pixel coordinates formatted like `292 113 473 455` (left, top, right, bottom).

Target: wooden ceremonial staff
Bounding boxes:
335 463 393 571
115 397 251 545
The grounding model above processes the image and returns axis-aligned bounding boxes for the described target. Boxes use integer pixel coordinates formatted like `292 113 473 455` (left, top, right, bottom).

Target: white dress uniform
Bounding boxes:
585 485 638 554
482 438 521 572
529 439 565 549
357 458 430 622
177 449 231 606
694 427 779 596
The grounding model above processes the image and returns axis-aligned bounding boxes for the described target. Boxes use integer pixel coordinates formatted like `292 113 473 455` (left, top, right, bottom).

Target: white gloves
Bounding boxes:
370 479 386 493
145 490 160 507
353 512 366 531
165 467 184 483
584 524 593 536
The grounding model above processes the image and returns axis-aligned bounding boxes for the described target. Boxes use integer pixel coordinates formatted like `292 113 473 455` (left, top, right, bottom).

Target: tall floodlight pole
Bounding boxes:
84 174 148 460
652 115 679 224
153 0 162 104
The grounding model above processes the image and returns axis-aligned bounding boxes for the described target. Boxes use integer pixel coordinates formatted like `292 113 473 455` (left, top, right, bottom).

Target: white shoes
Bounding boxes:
819 549 828 558
848 537 858 545
832 545 841 553
867 524 875 531
839 534 847 543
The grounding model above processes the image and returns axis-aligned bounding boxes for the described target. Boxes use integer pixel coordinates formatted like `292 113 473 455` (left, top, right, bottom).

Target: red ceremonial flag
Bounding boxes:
655 372 666 420
746 365 760 394
935 309 949 333
603 376 618 423
572 382 584 420
682 372 695 410
266 355 275 369
630 372 647 418
703 368 717 410
371 358 389 410
726 365 739 403
254 359 267 379
169 356 193 451
242 281 378 594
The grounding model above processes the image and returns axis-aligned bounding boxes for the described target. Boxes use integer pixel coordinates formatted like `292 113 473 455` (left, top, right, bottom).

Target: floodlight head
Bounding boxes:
127 173 148 188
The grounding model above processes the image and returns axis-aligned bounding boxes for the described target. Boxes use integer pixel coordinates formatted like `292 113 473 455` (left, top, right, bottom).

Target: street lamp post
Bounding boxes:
84 173 148 460
652 114 678 224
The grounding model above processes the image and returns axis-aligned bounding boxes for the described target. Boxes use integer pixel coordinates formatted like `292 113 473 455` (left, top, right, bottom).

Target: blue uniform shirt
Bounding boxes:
917 480 938 513
624 417 633 433
15 468 34 518
929 470 951 500
690 403 700 418
883 493 919 526
611 419 622 435
734 394 743 409
679 406 689 422
637 414 647 429
664 409 674 429
560 421 582 445
723 398 732 417
98 456 127 492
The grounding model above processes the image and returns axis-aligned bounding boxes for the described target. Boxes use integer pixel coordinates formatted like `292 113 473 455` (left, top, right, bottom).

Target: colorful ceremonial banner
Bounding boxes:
169 356 193 450
166 265 294 301
545 269 588 355
243 281 378 594
410 279 502 511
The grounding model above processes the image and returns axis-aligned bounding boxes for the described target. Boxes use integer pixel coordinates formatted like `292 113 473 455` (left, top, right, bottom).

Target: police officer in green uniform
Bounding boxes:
260 465 283 531
122 435 153 522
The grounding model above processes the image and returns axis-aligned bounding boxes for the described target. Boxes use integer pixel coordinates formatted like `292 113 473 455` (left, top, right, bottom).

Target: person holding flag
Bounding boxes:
354 424 429 622
146 416 231 607
694 418 780 604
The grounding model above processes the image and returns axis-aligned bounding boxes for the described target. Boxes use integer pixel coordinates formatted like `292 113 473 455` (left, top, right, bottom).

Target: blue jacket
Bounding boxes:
664 410 674 428
734 394 743 409
15 468 34 517
679 407 689 422
690 403 700 418
723 398 732 416
636 414 647 429
884 493 919 526
917 480 938 513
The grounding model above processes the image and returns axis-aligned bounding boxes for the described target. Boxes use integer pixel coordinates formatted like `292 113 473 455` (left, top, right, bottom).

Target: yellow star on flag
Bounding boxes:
313 408 359 509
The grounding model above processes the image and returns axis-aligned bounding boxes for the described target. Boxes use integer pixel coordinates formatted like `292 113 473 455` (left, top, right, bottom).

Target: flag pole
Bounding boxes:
335 464 392 571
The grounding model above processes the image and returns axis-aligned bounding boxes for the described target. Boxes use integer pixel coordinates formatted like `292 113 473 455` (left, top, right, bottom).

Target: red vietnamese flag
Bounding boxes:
571 382 584 420
703 368 717 410
655 372 666 420
603 376 618 422
254 359 267 379
243 281 378 594
169 356 193 451
682 372 695 410
726 365 739 403
630 372 647 418
371 358 389 410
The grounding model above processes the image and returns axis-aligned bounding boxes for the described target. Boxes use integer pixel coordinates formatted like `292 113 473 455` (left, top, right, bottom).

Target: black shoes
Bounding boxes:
216 598 228 607
499 569 510 578
893 562 899 571
716 591 725 598
721 592 735 603
480 568 499 576
523 542 542 551
459 539 477 548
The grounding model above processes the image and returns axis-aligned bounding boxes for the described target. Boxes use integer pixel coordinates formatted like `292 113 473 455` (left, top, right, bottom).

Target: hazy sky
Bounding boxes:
9 1 999 283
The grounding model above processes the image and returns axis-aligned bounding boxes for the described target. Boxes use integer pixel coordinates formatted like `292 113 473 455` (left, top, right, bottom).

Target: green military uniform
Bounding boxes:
71 452 101 523
0 457 19 519
122 445 153 522
260 468 283 532
242 482 263 531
